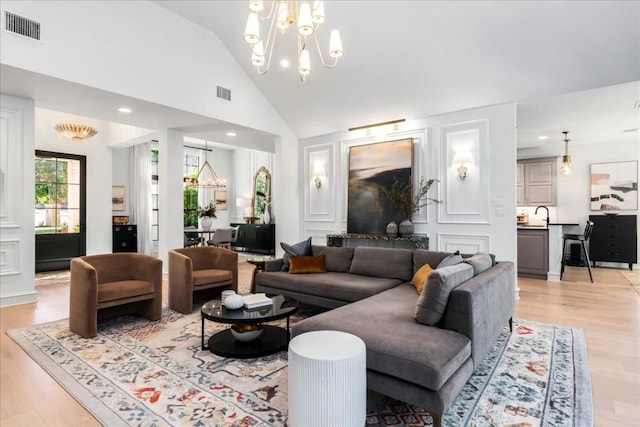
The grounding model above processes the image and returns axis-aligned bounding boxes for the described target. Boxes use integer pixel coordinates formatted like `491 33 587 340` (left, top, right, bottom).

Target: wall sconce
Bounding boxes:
312 162 326 188
452 151 473 180
348 118 406 135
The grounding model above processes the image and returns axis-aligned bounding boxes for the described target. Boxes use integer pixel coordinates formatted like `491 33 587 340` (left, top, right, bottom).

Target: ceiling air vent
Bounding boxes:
4 11 41 40
217 85 231 101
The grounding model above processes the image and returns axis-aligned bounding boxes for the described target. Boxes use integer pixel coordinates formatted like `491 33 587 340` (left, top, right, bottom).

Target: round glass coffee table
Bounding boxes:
201 295 299 358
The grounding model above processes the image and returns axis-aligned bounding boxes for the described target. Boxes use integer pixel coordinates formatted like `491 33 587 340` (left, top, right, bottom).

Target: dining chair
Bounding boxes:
207 228 234 249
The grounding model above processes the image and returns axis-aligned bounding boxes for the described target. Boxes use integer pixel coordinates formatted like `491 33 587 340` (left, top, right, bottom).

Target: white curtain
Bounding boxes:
129 142 153 255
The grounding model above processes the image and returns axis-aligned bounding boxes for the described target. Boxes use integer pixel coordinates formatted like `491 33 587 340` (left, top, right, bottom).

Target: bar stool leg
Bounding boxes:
581 240 594 283
560 238 567 280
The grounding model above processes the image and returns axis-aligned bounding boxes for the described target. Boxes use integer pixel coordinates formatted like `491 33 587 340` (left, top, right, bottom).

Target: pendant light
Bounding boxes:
560 131 572 176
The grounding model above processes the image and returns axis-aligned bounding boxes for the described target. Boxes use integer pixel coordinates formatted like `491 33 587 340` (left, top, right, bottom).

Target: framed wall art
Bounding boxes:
214 189 228 210
112 185 126 211
590 161 638 211
347 138 413 233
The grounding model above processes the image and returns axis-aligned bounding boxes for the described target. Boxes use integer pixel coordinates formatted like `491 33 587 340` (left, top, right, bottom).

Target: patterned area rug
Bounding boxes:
7 310 592 427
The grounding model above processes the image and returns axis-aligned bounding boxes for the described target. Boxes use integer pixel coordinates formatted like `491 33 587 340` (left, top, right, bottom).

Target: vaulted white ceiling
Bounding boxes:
156 0 640 147
1 1 638 150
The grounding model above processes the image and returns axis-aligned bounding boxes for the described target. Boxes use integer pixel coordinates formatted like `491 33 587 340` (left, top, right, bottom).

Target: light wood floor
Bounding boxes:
1 263 639 426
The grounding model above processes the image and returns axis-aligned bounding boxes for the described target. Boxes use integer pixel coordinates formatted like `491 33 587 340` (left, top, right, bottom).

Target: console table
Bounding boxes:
327 233 428 250
231 223 275 255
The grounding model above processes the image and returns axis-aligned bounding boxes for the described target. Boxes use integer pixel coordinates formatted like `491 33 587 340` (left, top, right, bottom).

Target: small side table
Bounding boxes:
288 330 366 427
247 257 267 293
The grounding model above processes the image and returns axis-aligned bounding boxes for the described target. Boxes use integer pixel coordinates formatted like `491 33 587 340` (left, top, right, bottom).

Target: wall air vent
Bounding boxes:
4 11 40 40
216 85 231 101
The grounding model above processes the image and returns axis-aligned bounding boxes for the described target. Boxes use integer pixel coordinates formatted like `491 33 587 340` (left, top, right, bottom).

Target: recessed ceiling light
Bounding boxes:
537 135 549 140
226 132 237 137
280 59 290 68
118 107 132 113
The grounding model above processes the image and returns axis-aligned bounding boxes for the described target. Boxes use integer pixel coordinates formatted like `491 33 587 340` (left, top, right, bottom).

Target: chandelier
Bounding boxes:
560 131 572 176
54 123 98 141
243 1 344 81
186 142 227 189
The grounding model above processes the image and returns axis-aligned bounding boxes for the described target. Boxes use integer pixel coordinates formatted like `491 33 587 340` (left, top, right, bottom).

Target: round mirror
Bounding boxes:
252 166 271 221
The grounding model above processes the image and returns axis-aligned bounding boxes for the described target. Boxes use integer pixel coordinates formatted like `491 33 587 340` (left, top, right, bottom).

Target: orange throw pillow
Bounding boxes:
411 263 433 293
288 255 327 274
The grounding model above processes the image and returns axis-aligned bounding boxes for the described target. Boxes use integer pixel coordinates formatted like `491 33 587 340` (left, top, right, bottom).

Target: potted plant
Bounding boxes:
380 177 440 236
197 201 217 230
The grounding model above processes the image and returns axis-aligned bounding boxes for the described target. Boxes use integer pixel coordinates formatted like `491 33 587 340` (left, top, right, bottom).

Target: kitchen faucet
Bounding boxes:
535 205 550 226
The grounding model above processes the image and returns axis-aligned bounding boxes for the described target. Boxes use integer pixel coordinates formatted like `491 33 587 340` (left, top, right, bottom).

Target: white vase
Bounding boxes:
263 209 270 224
200 216 213 230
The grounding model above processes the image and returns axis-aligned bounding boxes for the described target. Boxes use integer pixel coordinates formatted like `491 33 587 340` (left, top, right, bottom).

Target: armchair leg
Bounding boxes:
509 317 513 332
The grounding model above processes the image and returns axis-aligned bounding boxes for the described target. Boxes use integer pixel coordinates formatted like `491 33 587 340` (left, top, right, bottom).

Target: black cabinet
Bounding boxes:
113 224 138 253
589 215 636 270
231 223 275 255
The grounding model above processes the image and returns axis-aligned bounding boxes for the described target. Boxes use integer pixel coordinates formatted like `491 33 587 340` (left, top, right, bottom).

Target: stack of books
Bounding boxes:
243 293 273 309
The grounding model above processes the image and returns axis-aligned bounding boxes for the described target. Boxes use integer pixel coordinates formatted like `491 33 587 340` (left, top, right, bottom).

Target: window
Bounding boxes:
151 148 159 241
35 153 82 234
183 152 199 227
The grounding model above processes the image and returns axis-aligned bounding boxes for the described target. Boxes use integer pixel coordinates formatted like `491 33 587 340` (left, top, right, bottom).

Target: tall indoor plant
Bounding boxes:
381 177 440 236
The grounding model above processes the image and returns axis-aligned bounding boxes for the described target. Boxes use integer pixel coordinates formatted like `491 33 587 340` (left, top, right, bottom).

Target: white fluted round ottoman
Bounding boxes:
288 330 366 427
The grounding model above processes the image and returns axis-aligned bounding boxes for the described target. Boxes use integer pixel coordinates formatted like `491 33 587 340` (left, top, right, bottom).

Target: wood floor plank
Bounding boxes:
1 262 638 426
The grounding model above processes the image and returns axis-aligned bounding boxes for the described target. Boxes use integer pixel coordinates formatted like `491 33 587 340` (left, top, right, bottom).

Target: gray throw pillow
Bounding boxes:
415 263 474 325
280 237 312 271
463 253 493 275
437 250 463 268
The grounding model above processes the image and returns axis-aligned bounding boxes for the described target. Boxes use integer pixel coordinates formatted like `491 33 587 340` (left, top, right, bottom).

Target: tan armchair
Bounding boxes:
168 246 238 314
69 253 163 338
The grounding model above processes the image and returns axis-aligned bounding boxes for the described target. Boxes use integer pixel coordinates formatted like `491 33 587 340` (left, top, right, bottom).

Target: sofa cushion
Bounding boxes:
311 245 355 272
256 271 402 303
280 237 312 271
192 269 234 287
292 284 471 391
99 280 154 303
349 247 414 281
413 250 452 274
288 255 327 274
463 253 493 275
437 251 463 268
415 263 474 325
410 263 432 293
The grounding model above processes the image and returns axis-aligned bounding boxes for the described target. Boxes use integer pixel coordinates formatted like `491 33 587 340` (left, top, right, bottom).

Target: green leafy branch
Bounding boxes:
380 177 441 219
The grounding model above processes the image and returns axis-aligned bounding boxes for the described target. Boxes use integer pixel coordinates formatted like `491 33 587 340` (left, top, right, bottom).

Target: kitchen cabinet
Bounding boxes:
517 157 557 206
231 223 275 255
589 214 637 270
517 228 549 279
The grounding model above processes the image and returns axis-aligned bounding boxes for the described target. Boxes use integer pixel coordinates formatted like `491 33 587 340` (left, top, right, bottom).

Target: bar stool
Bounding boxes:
560 220 595 282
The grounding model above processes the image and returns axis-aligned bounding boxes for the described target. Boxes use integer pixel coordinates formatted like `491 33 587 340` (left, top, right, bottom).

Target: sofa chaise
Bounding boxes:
255 245 515 426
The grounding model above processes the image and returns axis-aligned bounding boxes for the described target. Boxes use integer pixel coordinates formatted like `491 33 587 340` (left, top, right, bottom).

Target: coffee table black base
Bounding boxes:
207 325 288 358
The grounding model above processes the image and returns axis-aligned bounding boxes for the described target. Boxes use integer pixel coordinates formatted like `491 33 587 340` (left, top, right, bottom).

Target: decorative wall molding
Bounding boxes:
436 232 490 254
304 227 336 246
304 144 335 222
0 108 22 228
438 119 490 224
0 239 20 276
339 129 430 225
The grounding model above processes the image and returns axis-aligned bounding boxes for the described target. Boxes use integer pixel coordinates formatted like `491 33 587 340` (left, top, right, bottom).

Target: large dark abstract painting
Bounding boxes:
347 138 413 233
590 161 638 211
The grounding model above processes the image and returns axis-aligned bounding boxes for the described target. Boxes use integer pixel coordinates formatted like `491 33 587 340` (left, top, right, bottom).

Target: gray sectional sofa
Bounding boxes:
255 245 515 426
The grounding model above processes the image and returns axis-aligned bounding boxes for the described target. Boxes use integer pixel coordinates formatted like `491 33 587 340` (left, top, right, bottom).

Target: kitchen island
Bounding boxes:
517 222 580 281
